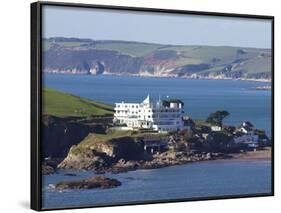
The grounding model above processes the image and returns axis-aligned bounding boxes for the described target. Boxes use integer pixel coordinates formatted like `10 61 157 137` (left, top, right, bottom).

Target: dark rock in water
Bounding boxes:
94 170 106 175
63 173 77 176
42 165 55 175
125 177 135 180
55 176 121 190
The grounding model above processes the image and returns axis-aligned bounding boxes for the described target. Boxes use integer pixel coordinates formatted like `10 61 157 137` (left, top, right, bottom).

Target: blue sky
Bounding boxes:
42 5 272 48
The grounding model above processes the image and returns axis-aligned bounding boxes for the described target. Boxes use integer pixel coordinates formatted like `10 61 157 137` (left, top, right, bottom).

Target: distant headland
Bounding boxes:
42 37 272 82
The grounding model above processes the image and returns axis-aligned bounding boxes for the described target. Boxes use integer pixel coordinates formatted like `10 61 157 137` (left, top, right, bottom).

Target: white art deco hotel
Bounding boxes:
114 95 186 132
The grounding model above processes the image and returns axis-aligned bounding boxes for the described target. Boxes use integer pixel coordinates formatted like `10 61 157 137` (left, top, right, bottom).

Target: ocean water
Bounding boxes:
43 74 272 136
42 160 272 209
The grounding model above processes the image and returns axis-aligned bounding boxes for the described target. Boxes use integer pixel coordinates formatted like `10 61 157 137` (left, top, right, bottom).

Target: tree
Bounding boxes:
206 110 230 127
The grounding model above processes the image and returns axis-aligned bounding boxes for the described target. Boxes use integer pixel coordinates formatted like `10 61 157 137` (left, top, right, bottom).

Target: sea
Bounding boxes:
42 160 272 209
42 73 272 209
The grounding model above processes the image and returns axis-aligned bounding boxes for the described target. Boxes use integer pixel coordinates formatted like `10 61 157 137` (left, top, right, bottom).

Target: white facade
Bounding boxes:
211 126 222 132
114 95 185 132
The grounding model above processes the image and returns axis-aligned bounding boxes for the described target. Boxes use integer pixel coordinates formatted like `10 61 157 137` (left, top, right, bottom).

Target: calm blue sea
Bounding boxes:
42 160 272 209
43 74 272 136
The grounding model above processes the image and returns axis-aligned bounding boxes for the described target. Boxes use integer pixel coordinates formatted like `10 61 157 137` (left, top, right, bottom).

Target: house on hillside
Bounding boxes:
232 121 268 149
237 121 254 134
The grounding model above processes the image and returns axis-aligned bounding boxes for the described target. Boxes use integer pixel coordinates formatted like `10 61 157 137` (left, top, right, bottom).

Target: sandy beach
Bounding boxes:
231 147 272 160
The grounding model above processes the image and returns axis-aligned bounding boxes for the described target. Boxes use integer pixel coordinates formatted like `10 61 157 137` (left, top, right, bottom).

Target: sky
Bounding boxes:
42 5 272 48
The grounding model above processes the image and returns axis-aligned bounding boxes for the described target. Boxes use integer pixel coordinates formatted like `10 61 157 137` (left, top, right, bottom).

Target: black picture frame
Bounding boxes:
31 1 274 211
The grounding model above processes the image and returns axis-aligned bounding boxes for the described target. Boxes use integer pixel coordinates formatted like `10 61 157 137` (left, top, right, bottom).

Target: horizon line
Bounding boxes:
43 36 271 50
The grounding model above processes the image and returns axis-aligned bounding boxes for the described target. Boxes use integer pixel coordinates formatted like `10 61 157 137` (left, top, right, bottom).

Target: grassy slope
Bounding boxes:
69 131 136 155
94 44 271 73
42 88 114 117
161 46 270 72
95 42 164 57
78 131 134 147
71 130 169 155
43 40 91 51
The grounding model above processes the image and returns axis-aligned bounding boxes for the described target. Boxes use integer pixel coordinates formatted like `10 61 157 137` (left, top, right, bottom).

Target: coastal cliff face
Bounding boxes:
43 37 272 81
58 133 145 170
57 131 232 173
42 115 108 158
43 48 144 75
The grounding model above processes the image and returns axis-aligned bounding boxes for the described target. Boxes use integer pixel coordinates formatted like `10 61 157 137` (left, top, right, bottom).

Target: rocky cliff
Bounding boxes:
42 115 110 159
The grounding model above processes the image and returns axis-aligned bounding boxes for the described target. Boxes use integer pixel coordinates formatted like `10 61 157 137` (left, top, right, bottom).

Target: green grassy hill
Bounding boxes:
42 88 114 117
95 42 164 57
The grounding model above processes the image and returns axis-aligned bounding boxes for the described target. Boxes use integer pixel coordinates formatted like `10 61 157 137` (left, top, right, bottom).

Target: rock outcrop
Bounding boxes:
42 165 55 175
54 176 121 190
57 134 145 170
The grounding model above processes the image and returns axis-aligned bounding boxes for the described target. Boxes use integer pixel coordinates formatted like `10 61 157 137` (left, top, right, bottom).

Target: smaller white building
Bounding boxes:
238 121 254 134
233 121 260 147
211 125 222 132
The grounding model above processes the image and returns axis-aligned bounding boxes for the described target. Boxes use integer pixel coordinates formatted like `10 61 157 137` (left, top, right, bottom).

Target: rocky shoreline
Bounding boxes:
43 148 272 176
44 151 231 175
43 149 271 191
44 71 271 83
96 151 231 174
109 72 271 83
